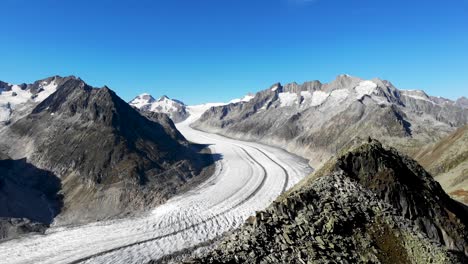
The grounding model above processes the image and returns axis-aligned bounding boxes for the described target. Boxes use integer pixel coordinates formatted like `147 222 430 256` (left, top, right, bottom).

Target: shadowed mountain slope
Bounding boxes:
0 78 212 226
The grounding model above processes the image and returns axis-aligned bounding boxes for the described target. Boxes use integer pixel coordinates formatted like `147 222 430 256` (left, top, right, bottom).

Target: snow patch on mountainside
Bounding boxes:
400 90 434 103
0 105 11 122
310 91 329 106
229 94 254 104
329 88 350 102
300 91 330 107
355 80 377 99
34 81 58 102
0 85 32 106
279 92 298 107
151 96 181 112
0 81 58 123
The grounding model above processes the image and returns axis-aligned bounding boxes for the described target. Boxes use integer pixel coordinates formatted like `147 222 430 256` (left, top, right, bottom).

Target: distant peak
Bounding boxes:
270 82 282 92
335 74 360 81
158 95 170 101
138 93 155 100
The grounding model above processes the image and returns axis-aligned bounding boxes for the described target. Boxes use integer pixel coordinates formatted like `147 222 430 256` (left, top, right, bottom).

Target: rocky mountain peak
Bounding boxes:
130 93 189 123
314 138 468 254
0 78 208 226
158 95 170 101
323 74 362 91
192 140 468 263
269 82 282 92
456 96 468 108
0 81 12 91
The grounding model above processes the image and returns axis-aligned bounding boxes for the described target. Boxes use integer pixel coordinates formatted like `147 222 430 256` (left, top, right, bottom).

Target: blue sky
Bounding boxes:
0 0 467 104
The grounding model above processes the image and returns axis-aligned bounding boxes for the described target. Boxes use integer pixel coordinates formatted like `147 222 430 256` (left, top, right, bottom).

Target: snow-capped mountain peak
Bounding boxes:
129 93 189 123
129 93 156 109
157 95 170 101
229 93 255 104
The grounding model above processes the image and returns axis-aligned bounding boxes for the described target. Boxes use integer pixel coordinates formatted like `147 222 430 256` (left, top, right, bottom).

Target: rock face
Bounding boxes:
415 125 468 204
0 218 48 241
129 94 189 123
193 75 468 168
190 140 468 263
0 77 211 227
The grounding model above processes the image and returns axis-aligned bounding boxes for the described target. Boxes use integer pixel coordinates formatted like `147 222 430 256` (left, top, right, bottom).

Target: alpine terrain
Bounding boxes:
415 125 468 204
0 76 66 126
191 139 468 263
0 77 312 263
0 74 465 264
194 75 467 169
0 77 214 237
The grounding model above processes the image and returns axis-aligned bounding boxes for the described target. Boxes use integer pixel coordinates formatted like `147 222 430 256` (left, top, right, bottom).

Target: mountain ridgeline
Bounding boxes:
193 75 467 168
0 77 213 230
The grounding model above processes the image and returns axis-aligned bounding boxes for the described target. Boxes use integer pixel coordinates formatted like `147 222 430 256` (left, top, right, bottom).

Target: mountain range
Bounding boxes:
194 74 467 167
0 74 466 263
123 75 468 205
0 77 214 235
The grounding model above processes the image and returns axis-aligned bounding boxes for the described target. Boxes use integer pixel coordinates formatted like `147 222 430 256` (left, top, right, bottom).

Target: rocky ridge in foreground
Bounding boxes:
188 139 468 263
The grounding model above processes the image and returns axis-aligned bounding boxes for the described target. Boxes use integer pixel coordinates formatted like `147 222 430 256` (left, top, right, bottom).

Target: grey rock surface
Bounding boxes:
0 218 47 241
0 78 212 228
187 140 468 263
193 75 468 168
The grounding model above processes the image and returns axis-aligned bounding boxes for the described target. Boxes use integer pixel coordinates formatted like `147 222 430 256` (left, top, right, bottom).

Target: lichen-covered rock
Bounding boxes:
186 140 468 263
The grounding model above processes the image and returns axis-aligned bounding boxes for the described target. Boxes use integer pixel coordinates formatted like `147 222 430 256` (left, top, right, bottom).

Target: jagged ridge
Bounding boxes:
189 139 468 263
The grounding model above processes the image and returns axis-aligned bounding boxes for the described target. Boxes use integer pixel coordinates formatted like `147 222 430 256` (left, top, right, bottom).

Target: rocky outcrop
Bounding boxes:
193 75 467 168
0 218 47 241
0 78 212 226
324 140 468 255
188 140 468 263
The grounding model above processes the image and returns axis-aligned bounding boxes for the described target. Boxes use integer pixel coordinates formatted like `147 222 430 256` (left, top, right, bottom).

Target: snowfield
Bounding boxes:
0 106 312 264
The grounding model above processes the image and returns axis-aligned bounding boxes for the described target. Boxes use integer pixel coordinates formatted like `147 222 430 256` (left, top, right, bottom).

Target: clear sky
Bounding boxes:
1 0 467 104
